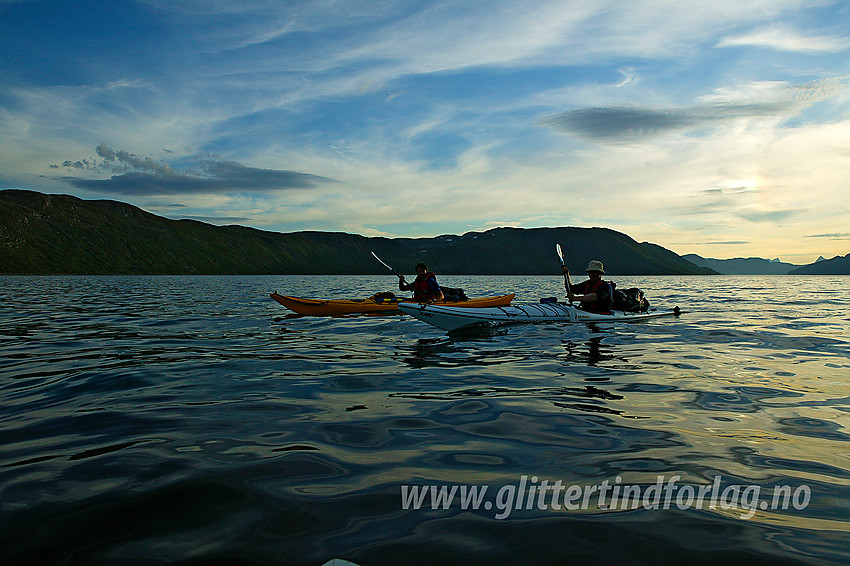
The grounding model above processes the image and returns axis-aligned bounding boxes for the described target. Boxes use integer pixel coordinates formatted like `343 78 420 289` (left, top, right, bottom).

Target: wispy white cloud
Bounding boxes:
718 25 850 52
616 68 636 88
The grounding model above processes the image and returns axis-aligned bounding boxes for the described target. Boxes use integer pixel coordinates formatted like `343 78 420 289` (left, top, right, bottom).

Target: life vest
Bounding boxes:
410 272 440 301
578 279 612 313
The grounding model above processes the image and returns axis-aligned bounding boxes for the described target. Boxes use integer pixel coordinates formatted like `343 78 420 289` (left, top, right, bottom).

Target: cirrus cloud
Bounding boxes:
717 25 850 52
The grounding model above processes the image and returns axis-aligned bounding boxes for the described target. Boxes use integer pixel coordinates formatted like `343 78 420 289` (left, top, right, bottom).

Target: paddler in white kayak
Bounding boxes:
561 260 613 314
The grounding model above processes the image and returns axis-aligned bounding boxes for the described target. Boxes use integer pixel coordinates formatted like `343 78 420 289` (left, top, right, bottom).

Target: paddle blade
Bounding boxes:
371 251 399 276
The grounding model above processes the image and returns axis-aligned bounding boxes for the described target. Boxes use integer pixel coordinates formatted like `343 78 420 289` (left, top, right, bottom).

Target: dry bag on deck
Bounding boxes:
611 287 650 312
440 286 469 302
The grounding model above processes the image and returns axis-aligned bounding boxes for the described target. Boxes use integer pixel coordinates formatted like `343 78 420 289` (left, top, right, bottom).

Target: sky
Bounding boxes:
2 0 850 264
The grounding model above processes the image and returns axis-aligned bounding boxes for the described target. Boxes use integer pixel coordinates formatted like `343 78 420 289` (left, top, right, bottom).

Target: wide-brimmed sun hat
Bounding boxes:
585 260 605 274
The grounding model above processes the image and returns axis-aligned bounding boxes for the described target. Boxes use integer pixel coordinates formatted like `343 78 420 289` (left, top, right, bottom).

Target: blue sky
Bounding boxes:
2 0 850 263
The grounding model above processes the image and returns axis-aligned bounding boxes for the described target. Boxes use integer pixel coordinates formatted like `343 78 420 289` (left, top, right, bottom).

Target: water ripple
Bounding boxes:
1 275 849 565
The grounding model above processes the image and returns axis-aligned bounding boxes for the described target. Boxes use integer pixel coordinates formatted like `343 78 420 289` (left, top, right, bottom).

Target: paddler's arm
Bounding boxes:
570 292 598 304
427 279 444 303
562 267 582 301
562 268 597 304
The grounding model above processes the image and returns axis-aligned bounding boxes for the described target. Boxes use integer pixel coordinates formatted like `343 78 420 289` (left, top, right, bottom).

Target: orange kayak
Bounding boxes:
270 292 515 316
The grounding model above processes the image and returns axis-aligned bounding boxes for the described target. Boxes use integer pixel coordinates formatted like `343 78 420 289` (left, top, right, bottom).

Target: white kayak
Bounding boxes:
398 301 681 332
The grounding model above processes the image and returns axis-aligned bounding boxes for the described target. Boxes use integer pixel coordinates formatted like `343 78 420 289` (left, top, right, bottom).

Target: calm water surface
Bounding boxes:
1 275 848 565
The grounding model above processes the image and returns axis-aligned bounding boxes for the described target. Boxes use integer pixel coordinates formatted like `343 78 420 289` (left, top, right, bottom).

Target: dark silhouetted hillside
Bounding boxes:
1 190 716 275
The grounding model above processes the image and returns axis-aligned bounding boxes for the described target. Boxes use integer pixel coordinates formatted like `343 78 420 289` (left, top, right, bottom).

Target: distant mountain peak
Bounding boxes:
790 253 850 275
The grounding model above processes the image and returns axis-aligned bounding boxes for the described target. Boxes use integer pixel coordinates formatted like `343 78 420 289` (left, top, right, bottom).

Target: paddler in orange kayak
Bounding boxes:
398 262 445 303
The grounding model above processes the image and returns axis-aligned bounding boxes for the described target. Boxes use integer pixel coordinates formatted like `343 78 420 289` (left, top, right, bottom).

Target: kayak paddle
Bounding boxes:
556 243 573 304
371 251 403 280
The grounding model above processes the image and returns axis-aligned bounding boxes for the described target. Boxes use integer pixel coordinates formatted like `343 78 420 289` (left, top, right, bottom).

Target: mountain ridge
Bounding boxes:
789 254 850 275
682 254 803 275
0 189 802 276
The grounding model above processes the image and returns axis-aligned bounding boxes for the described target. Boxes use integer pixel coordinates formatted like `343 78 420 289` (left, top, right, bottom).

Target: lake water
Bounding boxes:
1 275 849 565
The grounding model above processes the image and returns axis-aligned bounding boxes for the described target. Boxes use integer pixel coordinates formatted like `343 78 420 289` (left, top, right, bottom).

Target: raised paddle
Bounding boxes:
556 243 573 304
371 251 404 281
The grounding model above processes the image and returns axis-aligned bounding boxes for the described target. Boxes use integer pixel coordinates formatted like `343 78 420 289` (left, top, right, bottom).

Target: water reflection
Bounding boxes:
1 275 849 565
399 323 629 369
561 332 617 366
